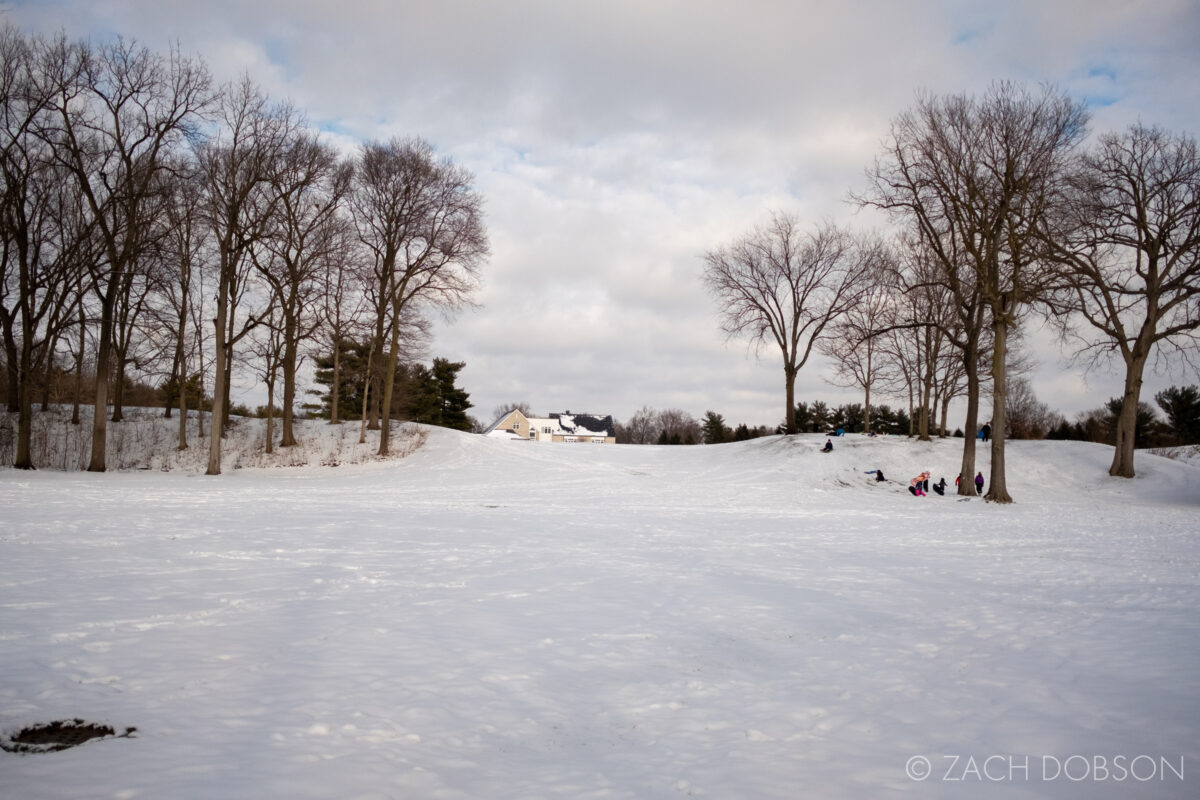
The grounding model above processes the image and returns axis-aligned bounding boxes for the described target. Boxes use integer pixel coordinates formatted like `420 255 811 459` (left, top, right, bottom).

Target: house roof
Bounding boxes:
548 412 615 437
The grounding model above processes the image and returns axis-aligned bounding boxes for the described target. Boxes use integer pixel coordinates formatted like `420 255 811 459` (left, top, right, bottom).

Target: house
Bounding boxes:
485 408 617 444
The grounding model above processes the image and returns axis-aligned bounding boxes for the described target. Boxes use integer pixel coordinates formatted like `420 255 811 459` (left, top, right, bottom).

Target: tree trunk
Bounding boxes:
176 296 189 450
987 315 1013 503
222 346 234 430
863 383 871 434
177 375 188 451
359 341 373 444
207 264 231 475
1 324 16 413
1109 351 1148 478
196 374 205 440
40 329 60 411
918 328 933 441
918 379 932 441
71 307 85 426
378 311 403 456
784 364 798 434
14 333 34 469
111 355 126 423
87 286 119 472
367 333 382 430
906 380 915 437
265 377 275 455
280 319 298 447
14 273 36 468
165 346 179 419
957 343 981 497
329 336 341 425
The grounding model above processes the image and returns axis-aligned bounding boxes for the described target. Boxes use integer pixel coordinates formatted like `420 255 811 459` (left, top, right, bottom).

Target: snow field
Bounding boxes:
1 427 1198 798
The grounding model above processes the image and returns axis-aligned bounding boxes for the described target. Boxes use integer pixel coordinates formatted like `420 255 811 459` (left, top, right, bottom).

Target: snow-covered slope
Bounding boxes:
1 424 1197 799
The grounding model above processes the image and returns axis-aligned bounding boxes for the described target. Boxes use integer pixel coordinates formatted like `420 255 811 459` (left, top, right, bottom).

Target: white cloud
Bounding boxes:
7 0 1199 426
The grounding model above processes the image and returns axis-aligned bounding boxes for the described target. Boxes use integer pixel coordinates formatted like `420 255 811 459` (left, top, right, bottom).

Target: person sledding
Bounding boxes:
821 439 833 453
908 471 930 497
931 477 947 496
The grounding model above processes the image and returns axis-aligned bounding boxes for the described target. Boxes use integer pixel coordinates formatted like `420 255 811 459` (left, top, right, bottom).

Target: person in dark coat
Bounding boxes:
822 439 833 452
932 477 947 496
981 422 991 442
875 469 886 482
975 471 985 495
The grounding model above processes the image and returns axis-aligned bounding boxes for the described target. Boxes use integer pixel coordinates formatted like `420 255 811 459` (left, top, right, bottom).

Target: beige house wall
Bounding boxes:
494 409 535 440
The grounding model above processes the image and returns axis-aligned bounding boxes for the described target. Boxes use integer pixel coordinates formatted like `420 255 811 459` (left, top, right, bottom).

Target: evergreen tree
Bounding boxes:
160 373 206 414
702 411 729 444
1103 398 1162 448
311 347 473 431
793 402 812 433
426 358 473 431
810 400 831 433
831 403 865 433
311 340 373 420
1155 385 1200 445
396 358 473 431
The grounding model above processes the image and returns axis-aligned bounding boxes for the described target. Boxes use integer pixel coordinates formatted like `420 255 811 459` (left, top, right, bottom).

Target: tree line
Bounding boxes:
704 82 1200 501
603 382 1200 448
1 25 487 472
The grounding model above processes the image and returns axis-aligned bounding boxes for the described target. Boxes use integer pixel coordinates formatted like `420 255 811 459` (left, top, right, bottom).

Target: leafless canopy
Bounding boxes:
1047 123 1200 476
858 82 1087 500
351 137 488 455
703 213 877 433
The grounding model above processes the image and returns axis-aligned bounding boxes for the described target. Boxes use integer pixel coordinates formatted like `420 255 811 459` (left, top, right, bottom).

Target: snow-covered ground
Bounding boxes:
1 417 1198 799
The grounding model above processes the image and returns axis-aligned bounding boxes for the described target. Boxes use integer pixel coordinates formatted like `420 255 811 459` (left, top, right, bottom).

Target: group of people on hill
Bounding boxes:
907 472 937 496
906 470 984 497
822 434 985 498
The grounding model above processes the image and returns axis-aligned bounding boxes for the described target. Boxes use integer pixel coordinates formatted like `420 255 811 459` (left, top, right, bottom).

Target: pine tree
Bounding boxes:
701 411 729 444
1155 386 1200 445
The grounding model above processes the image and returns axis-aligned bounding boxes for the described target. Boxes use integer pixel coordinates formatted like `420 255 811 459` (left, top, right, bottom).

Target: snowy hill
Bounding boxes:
2 419 1198 799
5 406 1197 510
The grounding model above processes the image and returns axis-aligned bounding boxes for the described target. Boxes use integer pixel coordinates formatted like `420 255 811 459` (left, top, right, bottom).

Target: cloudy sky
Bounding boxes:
7 0 1200 429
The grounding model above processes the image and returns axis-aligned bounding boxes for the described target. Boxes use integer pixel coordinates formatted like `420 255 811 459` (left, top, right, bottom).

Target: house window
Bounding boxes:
529 431 535 439
591 437 604 443
542 426 552 434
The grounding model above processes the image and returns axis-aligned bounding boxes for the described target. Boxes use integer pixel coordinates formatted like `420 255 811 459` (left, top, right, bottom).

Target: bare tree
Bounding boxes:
1047 124 1200 477
620 405 659 444
254 130 350 447
818 253 896 433
491 401 533 422
0 27 91 467
38 34 212 471
703 213 877 434
246 300 285 454
319 219 367 426
860 82 1087 501
350 137 488 456
157 157 207 449
1005 376 1054 439
197 78 296 474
